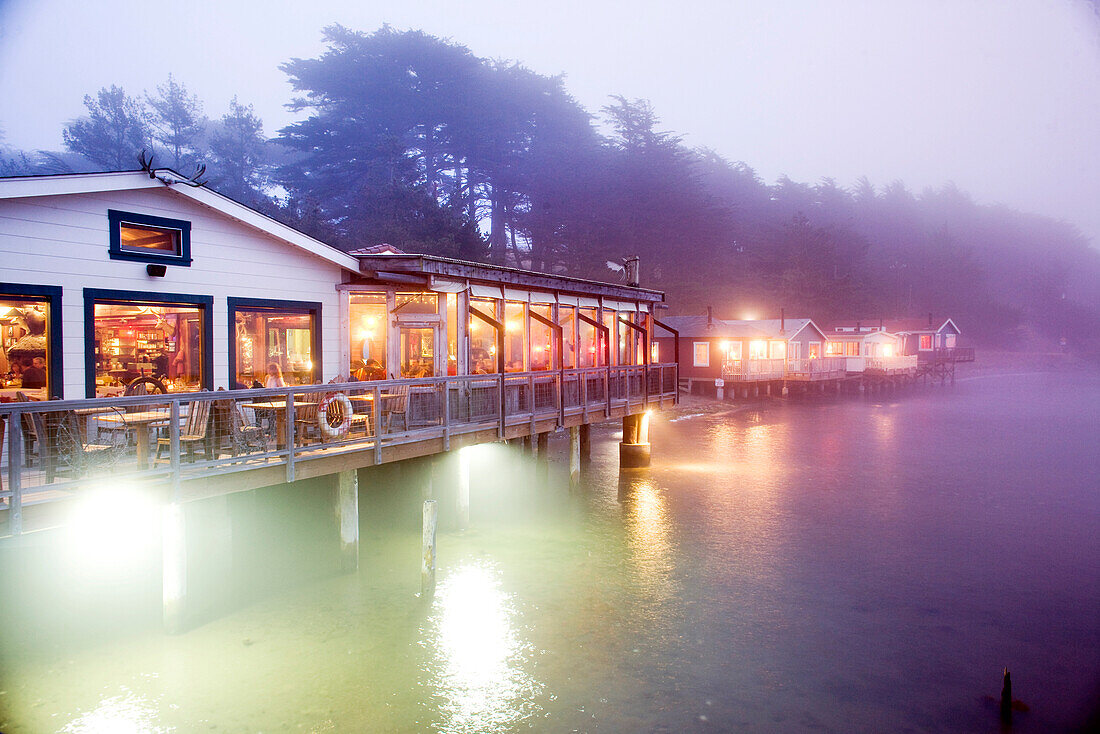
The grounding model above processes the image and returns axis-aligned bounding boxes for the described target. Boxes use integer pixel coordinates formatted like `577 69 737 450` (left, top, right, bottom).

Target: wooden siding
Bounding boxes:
0 187 347 398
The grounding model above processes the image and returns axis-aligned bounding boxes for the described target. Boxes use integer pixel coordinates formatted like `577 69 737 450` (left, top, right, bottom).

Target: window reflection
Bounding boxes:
530 304 552 371
350 292 387 381
504 301 526 373
0 297 52 397
93 302 203 394
235 308 314 386
468 297 498 374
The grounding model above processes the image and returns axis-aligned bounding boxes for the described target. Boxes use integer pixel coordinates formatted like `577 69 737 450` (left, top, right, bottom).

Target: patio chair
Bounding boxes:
294 393 321 446
154 397 212 464
15 392 39 467
383 384 409 433
31 408 126 481
229 400 269 456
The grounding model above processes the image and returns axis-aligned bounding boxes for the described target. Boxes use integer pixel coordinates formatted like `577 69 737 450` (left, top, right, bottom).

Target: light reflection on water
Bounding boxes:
0 372 1097 732
424 562 542 733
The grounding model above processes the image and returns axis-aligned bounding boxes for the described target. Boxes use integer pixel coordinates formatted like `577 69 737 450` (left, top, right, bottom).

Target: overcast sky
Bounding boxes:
1 0 1098 247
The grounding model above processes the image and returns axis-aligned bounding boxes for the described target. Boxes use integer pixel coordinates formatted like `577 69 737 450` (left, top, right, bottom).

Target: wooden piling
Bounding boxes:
536 431 549 482
162 502 187 634
569 425 581 491
456 448 470 529
421 499 437 596
579 423 591 463
335 469 359 572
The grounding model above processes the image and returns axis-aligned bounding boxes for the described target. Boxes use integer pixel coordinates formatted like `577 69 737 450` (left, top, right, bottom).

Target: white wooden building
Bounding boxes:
0 170 666 401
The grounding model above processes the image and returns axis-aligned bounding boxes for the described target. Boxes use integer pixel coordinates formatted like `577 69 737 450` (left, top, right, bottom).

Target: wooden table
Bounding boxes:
242 401 288 449
0 388 46 402
95 410 168 470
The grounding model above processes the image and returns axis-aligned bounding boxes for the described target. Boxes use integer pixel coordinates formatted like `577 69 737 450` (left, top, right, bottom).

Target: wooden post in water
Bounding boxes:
335 469 359 572
569 426 581 491
421 499 437 596
620 413 651 468
579 423 591 463
162 502 187 634
536 432 549 482
456 447 470 529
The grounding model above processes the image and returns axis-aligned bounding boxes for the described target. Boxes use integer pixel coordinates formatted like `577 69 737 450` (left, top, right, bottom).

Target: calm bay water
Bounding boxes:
1 371 1098 732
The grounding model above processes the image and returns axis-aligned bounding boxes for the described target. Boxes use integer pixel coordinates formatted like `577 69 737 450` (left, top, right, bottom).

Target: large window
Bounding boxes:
229 298 320 387
601 310 616 366
108 210 191 266
919 334 932 350
769 341 787 359
349 292 388 381
446 293 458 375
0 285 62 400
560 305 576 369
85 289 212 397
504 301 526 372
579 307 599 368
468 297 498 373
530 304 553 371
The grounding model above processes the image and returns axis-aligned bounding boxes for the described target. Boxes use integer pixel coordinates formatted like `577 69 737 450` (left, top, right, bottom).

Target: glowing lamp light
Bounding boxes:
883 345 895 357
719 341 731 352
489 345 496 355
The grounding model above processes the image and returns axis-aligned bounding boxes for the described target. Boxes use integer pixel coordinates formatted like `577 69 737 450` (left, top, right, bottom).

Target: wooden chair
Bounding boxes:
154 398 212 464
383 384 409 433
229 401 269 455
31 408 125 481
294 393 321 446
15 392 39 467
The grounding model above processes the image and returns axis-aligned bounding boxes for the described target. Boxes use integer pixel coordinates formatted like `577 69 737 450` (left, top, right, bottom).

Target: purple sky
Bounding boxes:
1 0 1098 247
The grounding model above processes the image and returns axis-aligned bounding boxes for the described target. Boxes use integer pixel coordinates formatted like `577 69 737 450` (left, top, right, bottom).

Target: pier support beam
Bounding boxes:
456 447 470 529
162 502 187 635
619 412 651 468
536 432 549 483
421 499 437 596
579 423 591 463
569 426 581 491
335 469 359 573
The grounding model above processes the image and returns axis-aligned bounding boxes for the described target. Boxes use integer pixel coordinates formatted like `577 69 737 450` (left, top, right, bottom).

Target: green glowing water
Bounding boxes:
1 371 1097 732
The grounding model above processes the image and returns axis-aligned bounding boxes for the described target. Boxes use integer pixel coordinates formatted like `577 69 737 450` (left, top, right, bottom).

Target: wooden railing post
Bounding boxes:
285 391 296 483
7 409 22 536
372 384 382 464
169 399 181 500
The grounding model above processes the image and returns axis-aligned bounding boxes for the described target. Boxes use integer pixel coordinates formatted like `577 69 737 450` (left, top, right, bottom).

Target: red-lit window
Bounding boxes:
919 334 932 350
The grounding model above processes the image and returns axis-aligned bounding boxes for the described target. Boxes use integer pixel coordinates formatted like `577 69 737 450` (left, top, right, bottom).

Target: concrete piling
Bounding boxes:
162 502 187 634
456 448 470 529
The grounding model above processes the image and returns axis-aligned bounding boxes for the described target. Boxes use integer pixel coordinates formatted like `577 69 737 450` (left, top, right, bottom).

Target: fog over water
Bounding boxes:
0 370 1097 732
1 0 1099 246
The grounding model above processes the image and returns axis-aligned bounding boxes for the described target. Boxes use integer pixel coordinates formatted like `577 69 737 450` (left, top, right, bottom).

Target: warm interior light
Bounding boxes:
719 341 730 352
883 345 894 357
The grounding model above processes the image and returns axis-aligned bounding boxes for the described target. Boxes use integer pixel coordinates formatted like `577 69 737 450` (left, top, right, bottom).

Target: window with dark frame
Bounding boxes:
108 209 192 266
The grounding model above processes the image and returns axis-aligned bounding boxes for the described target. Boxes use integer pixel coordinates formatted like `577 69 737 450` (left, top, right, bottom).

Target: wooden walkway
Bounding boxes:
1 365 678 535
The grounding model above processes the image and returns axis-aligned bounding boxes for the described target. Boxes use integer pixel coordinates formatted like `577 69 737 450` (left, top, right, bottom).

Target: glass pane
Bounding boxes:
350 292 387 381
400 327 434 377
504 301 526 372
446 293 458 375
120 222 179 254
0 296 51 398
236 308 313 386
530 304 552 371
394 292 439 315
468 297 498 373
579 307 597 368
601 310 615 366
560 306 576 369
94 302 203 393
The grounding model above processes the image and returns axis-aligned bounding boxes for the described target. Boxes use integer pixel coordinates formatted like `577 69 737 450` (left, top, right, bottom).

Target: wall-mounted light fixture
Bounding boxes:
146 264 167 277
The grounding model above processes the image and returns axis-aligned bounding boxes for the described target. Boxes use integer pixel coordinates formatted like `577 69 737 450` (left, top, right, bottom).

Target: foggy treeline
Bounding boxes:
3 25 1098 353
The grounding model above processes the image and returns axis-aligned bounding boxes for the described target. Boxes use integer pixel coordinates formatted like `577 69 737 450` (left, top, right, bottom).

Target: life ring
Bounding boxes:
317 392 353 439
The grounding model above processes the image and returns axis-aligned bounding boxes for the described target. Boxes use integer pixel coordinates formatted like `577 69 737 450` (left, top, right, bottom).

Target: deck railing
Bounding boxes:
784 357 847 380
721 358 786 381
865 355 919 373
0 364 677 532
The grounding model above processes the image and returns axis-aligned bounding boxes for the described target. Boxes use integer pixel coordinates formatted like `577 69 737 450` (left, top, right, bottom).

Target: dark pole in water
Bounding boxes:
1000 668 1012 723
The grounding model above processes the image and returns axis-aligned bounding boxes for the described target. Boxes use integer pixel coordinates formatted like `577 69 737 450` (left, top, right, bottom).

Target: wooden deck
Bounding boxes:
1 365 678 535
